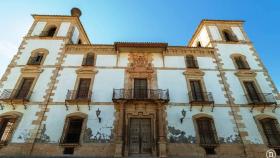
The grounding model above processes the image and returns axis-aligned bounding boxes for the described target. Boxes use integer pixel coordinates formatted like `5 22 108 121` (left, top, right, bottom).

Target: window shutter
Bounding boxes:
15 78 34 99
76 79 91 99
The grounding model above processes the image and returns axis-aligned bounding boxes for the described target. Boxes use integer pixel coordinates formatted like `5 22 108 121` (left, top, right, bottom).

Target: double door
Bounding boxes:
129 118 152 155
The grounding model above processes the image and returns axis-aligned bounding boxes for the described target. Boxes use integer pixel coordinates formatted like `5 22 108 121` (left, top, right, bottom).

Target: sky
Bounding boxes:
0 0 279 90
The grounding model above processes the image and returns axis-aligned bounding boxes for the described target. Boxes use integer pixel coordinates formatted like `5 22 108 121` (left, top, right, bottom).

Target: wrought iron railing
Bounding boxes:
0 89 32 101
245 93 276 105
112 89 169 101
188 91 214 104
27 56 42 65
65 90 92 101
186 59 199 69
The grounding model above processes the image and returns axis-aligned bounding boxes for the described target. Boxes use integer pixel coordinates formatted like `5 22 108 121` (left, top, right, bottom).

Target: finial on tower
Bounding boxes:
71 8 82 17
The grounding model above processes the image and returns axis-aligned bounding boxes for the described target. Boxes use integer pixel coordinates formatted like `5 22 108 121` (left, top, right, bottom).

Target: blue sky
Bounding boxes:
0 0 279 90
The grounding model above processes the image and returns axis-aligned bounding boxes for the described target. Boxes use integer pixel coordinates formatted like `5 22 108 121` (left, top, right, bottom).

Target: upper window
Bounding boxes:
196 117 218 155
196 41 202 47
222 29 238 42
185 55 199 69
0 115 18 145
40 26 57 37
82 53 95 66
27 53 44 65
233 56 250 70
260 118 280 148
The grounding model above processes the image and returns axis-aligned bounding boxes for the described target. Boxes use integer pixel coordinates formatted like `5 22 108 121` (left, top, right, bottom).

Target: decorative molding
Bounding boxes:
183 69 205 77
234 70 256 78
76 67 98 75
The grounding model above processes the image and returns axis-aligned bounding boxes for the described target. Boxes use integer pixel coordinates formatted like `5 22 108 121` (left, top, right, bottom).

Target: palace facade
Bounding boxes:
0 8 279 158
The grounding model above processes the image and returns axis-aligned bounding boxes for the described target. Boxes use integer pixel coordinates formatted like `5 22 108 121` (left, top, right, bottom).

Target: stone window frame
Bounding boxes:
60 112 88 146
184 73 208 102
254 114 280 148
73 70 97 98
26 48 49 66
0 112 22 146
192 113 219 153
236 76 264 104
230 54 250 70
12 68 42 102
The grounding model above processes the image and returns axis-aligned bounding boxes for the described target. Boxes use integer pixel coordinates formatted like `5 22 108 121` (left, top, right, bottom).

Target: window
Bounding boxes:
82 53 94 66
15 78 34 99
234 56 250 69
0 117 17 144
186 55 198 68
260 118 280 148
222 29 238 42
196 117 218 154
76 78 91 99
134 78 148 99
196 41 202 47
27 53 44 65
62 117 83 144
40 26 57 37
243 81 261 103
190 80 204 101
78 39 82 44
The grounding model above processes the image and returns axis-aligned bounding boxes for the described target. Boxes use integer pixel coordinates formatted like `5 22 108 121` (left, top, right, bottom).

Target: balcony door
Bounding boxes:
76 78 91 99
134 79 147 99
190 80 204 101
15 78 34 99
243 81 261 103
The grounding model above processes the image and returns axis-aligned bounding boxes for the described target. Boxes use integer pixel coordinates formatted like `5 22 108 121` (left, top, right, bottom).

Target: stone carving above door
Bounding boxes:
127 53 154 73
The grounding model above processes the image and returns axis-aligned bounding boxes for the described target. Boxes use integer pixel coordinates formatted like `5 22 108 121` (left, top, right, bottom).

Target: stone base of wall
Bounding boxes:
0 143 33 156
167 143 246 158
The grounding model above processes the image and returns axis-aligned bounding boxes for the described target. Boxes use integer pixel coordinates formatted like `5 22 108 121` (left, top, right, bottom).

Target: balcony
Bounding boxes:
65 90 92 110
245 93 277 112
188 91 214 111
0 89 32 109
112 89 169 102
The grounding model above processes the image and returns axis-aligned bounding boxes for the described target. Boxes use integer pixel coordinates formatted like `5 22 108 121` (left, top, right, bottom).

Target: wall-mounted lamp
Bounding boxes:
180 109 186 124
96 108 101 123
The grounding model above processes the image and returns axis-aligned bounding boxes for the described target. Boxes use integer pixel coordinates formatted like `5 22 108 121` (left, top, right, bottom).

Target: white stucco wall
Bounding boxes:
31 22 47 36
209 25 222 41
157 70 188 103
57 22 70 37
231 27 245 41
204 71 227 104
30 68 54 102
43 105 115 143
167 106 238 143
0 67 21 91
117 53 129 67
96 55 117 67
152 53 163 67
52 68 77 102
93 69 124 102
164 56 185 68
71 26 79 44
197 57 216 69
216 44 261 70
62 54 84 66
191 26 210 47
16 39 64 66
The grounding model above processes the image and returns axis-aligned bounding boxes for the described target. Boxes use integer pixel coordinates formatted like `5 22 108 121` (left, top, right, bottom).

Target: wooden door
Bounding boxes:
76 78 91 99
15 78 34 99
190 80 204 101
134 79 148 99
129 118 152 155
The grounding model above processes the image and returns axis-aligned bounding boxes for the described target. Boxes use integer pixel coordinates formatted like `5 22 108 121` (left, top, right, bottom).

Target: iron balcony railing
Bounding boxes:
188 91 214 104
245 93 276 105
27 56 42 65
0 89 32 101
112 89 169 102
186 59 199 69
65 90 92 101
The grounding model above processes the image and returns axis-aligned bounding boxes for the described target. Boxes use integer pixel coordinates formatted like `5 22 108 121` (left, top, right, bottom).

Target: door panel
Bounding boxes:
244 81 261 102
129 118 152 155
190 80 204 101
134 79 148 99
